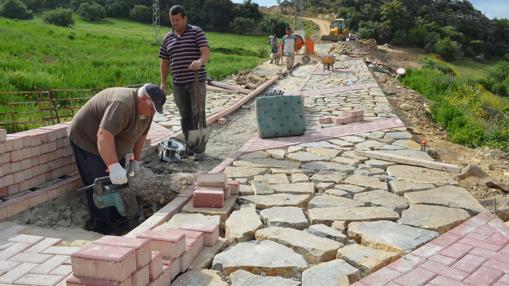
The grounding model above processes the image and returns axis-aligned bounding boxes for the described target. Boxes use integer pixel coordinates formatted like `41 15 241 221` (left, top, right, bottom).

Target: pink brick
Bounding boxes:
0 129 6 142
227 180 240 195
185 236 204 261
71 244 136 282
196 173 227 189
15 273 64 286
0 152 10 164
484 259 509 274
332 116 352 125
8 234 44 245
412 243 444 258
162 257 181 281
319 117 331 124
428 254 457 266
420 261 469 281
154 265 170 286
460 237 505 252
136 230 185 259
66 274 133 286
0 262 37 284
42 246 80 256
217 117 227 125
432 232 462 247
451 254 486 273
494 253 509 264
469 247 498 259
193 189 224 208
27 190 50 208
392 268 436 286
131 263 149 286
94 236 151 268
360 267 400 286
10 252 52 263
179 246 194 272
149 252 163 281
464 266 504 285
0 242 31 260
485 232 509 246
179 224 219 247
499 274 509 283
428 276 468 286
49 265 73 276
440 242 473 259
31 255 70 274
0 260 19 272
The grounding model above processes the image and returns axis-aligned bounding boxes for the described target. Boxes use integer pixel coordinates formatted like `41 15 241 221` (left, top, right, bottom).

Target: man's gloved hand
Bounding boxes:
188 59 203 70
108 163 128 185
129 160 142 173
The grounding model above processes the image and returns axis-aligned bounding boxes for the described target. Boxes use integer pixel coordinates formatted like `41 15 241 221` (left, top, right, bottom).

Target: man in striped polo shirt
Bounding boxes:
159 5 210 160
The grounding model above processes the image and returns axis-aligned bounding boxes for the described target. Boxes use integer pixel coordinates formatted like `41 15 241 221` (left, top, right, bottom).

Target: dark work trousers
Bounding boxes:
70 140 127 233
172 80 207 144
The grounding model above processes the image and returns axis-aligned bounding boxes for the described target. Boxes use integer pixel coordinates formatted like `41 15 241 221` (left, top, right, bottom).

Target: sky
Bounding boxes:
232 0 509 19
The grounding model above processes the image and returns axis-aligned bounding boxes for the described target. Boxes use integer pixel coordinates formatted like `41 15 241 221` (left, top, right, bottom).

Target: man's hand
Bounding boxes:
108 163 128 184
188 60 203 70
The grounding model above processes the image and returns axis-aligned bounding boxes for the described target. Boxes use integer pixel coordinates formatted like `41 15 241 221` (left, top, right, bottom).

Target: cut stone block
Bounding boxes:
197 173 227 189
260 207 309 230
227 180 240 195
136 230 185 259
308 207 399 225
336 244 400 275
301 259 360 286
193 188 224 208
179 224 220 247
93 236 151 268
172 269 228 286
131 263 149 286
155 214 220 234
399 204 471 234
230 269 300 286
183 195 238 224
71 244 136 282
164 257 180 282
149 251 163 281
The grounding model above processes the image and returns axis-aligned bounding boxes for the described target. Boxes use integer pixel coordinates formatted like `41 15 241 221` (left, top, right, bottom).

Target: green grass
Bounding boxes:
450 58 499 81
0 16 268 91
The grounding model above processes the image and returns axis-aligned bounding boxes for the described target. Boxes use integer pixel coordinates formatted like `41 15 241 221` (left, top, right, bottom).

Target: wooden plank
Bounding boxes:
207 81 250 94
355 150 461 173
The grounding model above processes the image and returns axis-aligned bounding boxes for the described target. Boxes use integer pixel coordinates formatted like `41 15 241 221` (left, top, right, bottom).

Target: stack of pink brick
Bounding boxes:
192 173 240 208
320 109 364 125
68 224 219 286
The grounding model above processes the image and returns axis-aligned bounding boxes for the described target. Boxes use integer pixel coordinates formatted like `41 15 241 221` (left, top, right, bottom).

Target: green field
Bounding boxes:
0 16 268 91
450 58 499 81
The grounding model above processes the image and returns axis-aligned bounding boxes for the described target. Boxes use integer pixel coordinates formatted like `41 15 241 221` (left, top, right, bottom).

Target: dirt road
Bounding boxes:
302 17 330 37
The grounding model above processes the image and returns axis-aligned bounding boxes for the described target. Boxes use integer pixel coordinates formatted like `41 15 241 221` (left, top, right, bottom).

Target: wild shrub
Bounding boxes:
42 8 74 27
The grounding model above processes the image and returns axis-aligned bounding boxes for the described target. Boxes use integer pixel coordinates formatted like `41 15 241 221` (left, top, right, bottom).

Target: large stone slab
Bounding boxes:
404 186 485 214
287 152 327 162
307 224 347 242
225 206 263 243
353 190 409 212
271 182 315 195
344 175 388 190
311 171 344 183
348 221 438 254
341 136 365 143
267 149 286 160
336 244 400 275
329 139 354 147
291 173 309 183
306 147 341 160
309 195 364 208
389 180 434 196
384 131 412 140
387 165 454 185
373 149 434 161
301 162 356 173
172 270 228 286
255 227 342 264
253 174 290 184
233 158 300 169
335 184 368 194
230 270 300 286
260 207 309 229
250 180 274 195
301 259 360 286
212 240 308 277
325 189 350 197
239 193 311 209
225 166 267 178
155 213 220 232
399 204 471 233
308 207 399 225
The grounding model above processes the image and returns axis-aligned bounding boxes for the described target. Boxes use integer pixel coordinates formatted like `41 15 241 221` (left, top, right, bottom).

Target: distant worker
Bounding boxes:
282 27 297 75
269 34 279 64
68 84 166 233
159 4 210 160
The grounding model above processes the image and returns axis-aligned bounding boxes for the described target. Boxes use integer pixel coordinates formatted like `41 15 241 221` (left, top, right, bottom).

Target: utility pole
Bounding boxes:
293 0 303 30
152 0 160 44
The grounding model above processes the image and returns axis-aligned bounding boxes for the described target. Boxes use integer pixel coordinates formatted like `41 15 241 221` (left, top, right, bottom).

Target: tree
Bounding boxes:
435 37 461 61
202 0 234 31
260 15 289 37
78 2 106 21
0 0 33 19
105 0 129 18
129 4 151 23
230 17 255 34
42 8 74 26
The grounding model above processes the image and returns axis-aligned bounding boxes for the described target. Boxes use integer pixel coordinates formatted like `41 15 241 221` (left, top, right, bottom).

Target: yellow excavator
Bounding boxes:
321 18 349 42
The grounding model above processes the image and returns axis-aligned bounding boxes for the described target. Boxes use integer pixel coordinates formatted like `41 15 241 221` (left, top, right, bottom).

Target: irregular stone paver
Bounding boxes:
389 180 435 196
225 206 263 243
404 185 485 214
260 207 309 230
355 140 386 151
347 220 438 254
291 173 309 183
233 158 300 169
387 165 454 185
325 189 350 197
315 182 335 192
255 227 342 264
266 149 286 160
239 151 271 160
239 184 254 196
225 166 267 178
155 213 220 231
301 259 360 286
189 237 229 270
172 269 227 286
336 244 400 275
308 207 399 225
341 136 366 143
306 147 341 160
253 174 290 184
329 139 354 148
270 182 315 195
309 195 364 208
310 170 344 183
239 193 311 209
287 152 327 162
344 175 388 190
301 162 356 173
230 270 300 286
384 131 412 140
299 141 337 148
331 221 347 233
332 156 362 165
393 139 421 150
377 149 434 161
287 146 304 153
399 204 470 233
353 190 409 212
307 224 347 242
364 159 396 169
250 180 274 195
335 184 368 194
212 240 308 277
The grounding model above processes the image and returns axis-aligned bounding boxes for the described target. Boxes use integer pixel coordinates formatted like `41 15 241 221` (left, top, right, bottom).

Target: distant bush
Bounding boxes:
260 15 288 38
420 56 457 76
434 37 461 61
129 4 151 23
105 0 129 18
230 17 255 35
481 61 509 97
42 8 74 27
78 2 106 21
0 0 33 19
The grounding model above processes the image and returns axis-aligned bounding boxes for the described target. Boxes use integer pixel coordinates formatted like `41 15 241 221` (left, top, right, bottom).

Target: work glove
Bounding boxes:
108 163 128 185
188 60 203 70
129 160 142 173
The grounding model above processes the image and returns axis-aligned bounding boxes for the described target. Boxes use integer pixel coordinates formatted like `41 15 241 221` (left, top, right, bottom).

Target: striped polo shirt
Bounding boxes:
159 24 209 85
